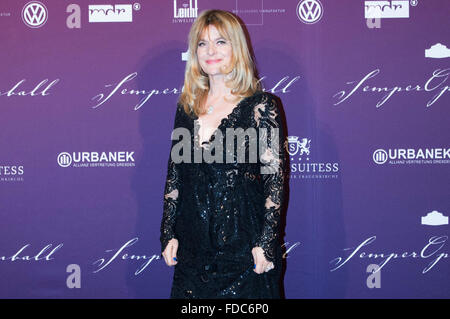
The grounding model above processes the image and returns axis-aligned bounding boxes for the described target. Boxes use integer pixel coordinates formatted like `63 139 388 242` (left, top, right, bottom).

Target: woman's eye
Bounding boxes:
217 40 226 45
198 42 205 47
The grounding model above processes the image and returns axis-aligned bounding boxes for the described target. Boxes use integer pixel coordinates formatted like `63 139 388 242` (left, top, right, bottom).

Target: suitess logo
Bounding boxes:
288 136 339 180
0 165 24 182
57 151 135 168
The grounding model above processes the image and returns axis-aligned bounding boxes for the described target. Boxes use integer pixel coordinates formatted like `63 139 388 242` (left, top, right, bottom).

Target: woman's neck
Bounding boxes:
208 74 232 98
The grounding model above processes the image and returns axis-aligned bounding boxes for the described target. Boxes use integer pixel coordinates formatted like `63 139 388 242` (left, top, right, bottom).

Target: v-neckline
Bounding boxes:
193 94 253 149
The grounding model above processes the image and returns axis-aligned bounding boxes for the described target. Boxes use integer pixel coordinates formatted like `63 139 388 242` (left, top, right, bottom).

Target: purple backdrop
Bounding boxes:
0 0 449 298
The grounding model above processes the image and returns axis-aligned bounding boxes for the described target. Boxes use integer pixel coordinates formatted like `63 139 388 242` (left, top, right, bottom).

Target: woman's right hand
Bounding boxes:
162 238 179 266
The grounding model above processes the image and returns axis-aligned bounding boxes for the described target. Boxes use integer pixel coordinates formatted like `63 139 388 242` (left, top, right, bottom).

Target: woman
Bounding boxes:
160 9 286 298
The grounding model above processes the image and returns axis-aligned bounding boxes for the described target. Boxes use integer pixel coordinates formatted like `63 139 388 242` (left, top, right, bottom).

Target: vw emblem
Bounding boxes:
22 1 48 28
296 0 323 24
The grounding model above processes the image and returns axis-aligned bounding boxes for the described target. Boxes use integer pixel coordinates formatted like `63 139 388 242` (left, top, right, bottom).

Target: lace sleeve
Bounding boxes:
160 104 184 253
253 94 286 262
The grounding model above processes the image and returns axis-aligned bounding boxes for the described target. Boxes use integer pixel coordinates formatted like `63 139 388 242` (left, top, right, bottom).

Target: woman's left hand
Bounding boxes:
252 247 274 274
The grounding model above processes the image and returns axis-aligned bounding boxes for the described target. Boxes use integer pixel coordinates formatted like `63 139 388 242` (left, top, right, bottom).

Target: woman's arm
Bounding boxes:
253 94 286 263
160 104 184 254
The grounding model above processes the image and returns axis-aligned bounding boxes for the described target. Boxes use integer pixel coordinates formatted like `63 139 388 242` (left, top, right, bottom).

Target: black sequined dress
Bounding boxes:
160 91 286 298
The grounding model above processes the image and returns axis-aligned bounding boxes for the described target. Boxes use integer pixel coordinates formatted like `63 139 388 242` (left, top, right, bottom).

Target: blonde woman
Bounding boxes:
160 9 286 298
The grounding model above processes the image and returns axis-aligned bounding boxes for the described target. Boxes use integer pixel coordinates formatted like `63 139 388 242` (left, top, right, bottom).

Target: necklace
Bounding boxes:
206 93 232 114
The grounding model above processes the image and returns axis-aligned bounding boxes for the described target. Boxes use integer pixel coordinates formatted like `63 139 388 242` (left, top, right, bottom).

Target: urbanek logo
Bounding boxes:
0 165 24 182
57 151 136 168
373 148 450 165
88 4 140 23
287 136 339 180
173 0 198 23
296 0 323 24
22 1 48 28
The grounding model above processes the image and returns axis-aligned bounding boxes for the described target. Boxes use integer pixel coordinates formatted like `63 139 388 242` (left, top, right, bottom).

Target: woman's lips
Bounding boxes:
206 59 222 64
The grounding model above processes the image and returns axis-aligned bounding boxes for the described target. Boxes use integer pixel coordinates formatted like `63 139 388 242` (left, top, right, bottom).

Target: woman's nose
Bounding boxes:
208 44 216 55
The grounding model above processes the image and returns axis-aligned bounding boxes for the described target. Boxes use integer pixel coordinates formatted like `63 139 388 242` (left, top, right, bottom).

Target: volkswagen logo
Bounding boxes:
22 1 48 28
297 0 323 24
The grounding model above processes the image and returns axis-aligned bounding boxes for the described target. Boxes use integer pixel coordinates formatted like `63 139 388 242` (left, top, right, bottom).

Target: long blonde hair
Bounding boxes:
179 9 261 116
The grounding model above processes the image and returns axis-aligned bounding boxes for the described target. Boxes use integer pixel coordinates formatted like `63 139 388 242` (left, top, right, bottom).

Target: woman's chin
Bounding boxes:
205 70 226 77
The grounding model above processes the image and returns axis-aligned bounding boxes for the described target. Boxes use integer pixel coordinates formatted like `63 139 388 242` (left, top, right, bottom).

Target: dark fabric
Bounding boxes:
160 91 286 298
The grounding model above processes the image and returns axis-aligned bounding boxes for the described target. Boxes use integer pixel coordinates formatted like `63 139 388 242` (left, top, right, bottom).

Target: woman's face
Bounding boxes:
196 25 232 77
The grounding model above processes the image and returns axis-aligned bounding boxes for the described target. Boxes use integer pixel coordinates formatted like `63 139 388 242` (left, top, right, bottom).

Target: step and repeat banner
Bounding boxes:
0 0 449 298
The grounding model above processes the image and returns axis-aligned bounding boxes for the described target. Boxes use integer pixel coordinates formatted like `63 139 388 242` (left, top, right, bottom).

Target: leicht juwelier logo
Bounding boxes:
296 0 323 24
372 148 450 165
57 151 136 168
173 0 198 23
0 165 24 182
22 1 48 28
88 4 140 23
287 136 339 180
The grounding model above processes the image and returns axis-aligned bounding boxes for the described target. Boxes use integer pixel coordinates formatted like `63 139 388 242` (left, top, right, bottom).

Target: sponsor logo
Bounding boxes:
425 43 450 59
372 148 450 165
331 235 449 274
421 211 449 226
57 151 136 168
365 0 410 19
22 1 48 28
373 149 388 164
333 68 450 108
181 50 188 61
91 72 300 110
88 4 140 23
173 0 198 23
0 78 59 98
231 0 286 26
92 237 300 275
296 0 323 24
287 136 339 180
0 165 24 182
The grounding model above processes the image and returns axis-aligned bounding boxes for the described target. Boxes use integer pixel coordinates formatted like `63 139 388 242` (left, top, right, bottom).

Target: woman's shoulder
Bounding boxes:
241 90 266 106
175 102 194 117
249 91 281 111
